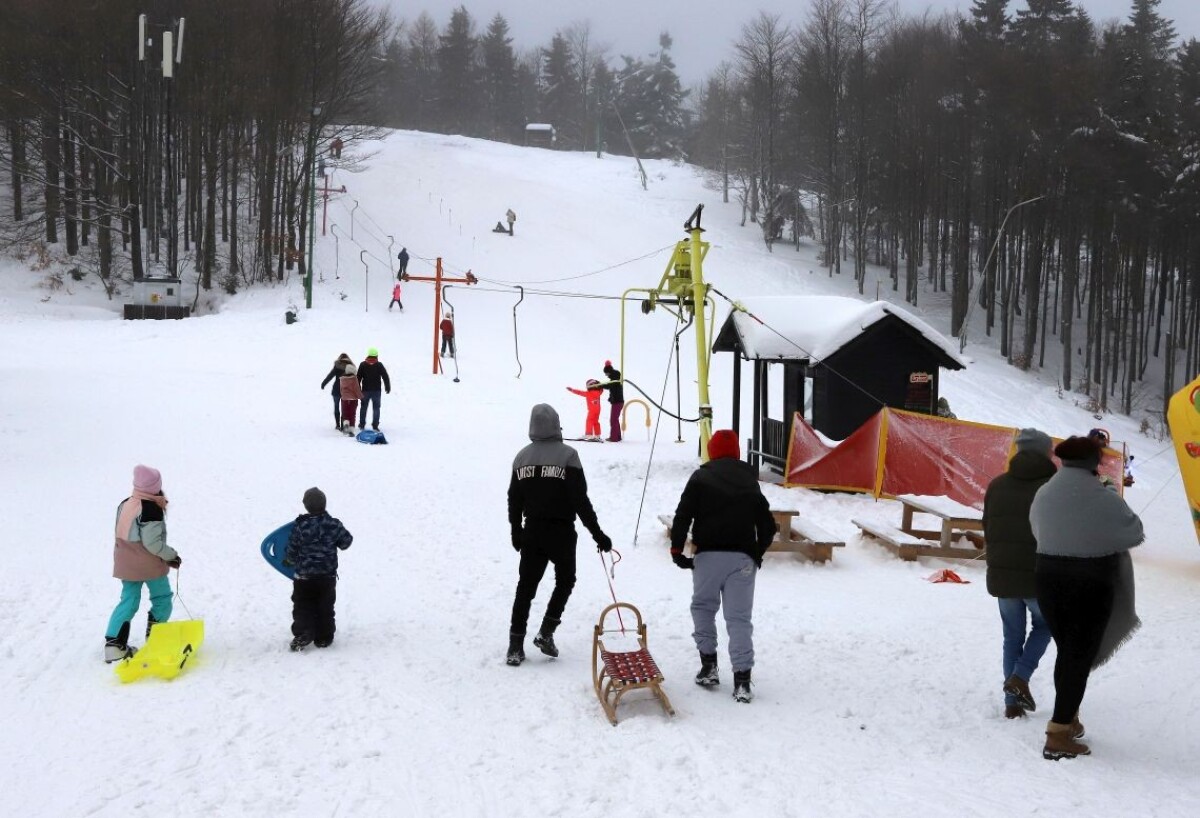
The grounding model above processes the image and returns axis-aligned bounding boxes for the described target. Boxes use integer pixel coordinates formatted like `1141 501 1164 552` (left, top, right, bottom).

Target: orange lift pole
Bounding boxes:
401 257 477 374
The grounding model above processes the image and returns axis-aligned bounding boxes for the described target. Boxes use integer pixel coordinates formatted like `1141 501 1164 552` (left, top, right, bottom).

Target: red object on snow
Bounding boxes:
926 569 969 584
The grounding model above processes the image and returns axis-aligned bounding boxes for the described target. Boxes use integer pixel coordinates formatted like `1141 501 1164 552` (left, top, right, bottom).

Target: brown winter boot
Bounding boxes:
1043 720 1090 760
1004 704 1027 720
1003 674 1036 712
1070 716 1086 739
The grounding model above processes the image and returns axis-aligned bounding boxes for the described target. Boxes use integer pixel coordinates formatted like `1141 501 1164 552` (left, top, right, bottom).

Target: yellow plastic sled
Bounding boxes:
114 620 205 683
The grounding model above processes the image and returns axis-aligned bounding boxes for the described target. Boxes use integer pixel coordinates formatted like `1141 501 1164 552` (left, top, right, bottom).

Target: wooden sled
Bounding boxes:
592 602 675 726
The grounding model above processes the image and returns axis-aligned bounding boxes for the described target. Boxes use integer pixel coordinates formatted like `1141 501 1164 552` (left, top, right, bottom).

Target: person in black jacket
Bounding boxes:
670 430 776 703
356 347 391 430
286 487 353 651
599 360 625 442
319 353 354 429
506 403 612 666
983 428 1057 719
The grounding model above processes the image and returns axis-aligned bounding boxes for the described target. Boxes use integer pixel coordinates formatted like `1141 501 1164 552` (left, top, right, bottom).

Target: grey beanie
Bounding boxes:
1015 428 1052 455
302 487 327 514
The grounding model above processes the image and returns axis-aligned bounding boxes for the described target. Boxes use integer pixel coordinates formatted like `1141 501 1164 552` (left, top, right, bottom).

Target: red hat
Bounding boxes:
707 430 740 461
604 360 613 369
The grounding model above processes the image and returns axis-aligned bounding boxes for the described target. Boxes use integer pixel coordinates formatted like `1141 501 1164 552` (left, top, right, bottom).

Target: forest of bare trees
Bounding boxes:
689 0 1200 418
0 0 389 299
2 0 1198 419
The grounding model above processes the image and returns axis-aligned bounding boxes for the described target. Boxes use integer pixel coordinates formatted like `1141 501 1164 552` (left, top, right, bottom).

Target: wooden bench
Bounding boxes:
852 517 941 561
896 494 986 552
768 510 845 564
659 510 844 564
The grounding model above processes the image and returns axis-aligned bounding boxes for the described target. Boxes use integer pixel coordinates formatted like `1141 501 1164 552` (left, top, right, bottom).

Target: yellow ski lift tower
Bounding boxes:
620 205 716 460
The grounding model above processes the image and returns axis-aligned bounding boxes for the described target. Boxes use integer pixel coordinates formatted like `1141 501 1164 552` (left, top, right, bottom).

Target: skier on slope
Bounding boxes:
598 360 625 442
566 379 603 441
506 404 612 666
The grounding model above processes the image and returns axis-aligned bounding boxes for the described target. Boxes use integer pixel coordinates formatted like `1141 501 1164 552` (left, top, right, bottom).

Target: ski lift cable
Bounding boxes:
475 244 677 286
632 311 684 547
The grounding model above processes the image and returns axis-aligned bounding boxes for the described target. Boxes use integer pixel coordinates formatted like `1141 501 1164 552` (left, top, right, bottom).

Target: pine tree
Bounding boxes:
540 33 578 147
480 14 519 142
436 6 479 135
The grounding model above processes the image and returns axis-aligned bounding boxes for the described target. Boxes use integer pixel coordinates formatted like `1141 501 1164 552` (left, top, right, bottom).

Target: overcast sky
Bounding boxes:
377 1 1200 85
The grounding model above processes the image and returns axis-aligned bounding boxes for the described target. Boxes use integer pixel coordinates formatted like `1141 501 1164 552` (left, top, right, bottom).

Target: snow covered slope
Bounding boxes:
2 131 1198 816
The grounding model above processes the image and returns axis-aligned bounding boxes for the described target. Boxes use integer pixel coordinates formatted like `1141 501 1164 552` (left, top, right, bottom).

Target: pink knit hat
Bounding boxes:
133 464 162 494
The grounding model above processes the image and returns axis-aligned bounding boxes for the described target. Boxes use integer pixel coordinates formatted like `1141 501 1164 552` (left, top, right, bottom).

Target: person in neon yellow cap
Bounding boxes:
356 348 390 430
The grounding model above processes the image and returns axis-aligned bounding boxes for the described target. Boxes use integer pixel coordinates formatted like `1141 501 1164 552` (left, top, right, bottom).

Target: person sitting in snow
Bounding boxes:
286 487 353 651
338 363 363 433
320 352 354 430
104 465 181 663
566 379 603 441
936 397 957 419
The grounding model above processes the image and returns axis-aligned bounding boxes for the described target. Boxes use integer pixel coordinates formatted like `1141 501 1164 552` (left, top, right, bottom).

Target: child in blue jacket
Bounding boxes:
286 487 353 651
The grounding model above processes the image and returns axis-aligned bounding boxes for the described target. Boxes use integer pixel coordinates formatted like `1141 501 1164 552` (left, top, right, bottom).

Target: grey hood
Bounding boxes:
528 403 563 442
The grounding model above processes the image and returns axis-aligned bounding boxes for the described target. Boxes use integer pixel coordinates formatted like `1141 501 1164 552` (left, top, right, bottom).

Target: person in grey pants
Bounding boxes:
669 430 776 703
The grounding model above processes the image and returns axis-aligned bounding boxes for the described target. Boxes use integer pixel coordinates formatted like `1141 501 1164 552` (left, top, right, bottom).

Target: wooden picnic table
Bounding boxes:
896 494 985 550
853 494 985 562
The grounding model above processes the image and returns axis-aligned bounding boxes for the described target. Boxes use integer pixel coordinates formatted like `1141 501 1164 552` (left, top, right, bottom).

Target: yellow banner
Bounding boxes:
1168 375 1200 546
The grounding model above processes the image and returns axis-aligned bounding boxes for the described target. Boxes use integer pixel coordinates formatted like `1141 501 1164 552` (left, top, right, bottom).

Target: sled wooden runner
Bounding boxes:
592 602 675 725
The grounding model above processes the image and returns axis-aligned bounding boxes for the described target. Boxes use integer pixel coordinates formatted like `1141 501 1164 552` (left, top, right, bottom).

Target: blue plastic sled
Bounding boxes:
261 521 295 579
356 429 388 444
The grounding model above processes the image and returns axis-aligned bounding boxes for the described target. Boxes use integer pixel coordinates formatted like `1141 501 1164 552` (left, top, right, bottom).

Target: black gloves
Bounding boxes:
594 531 613 553
671 551 694 570
511 529 522 553
168 556 182 568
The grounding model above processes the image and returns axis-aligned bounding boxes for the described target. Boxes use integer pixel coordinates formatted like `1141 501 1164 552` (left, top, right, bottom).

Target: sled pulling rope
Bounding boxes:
591 550 675 725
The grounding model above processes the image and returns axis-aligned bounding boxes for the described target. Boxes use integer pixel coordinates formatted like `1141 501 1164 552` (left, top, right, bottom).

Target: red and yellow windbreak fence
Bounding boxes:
783 408 1124 509
1167 375 1200 546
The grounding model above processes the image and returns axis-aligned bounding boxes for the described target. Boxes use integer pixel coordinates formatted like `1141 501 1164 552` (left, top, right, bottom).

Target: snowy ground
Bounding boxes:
3 131 1200 816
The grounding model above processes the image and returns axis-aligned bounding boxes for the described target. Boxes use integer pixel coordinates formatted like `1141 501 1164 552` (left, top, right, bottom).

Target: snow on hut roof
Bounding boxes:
525 123 554 131
715 295 967 367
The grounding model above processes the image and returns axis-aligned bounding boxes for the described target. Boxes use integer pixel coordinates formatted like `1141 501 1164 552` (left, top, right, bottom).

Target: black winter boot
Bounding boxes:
104 621 136 663
533 617 560 658
146 613 159 639
506 632 526 666
733 669 753 703
695 652 720 687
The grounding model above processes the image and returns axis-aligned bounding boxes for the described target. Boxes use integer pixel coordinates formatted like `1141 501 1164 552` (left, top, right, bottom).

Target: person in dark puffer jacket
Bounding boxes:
320 352 354 429
670 430 776 703
983 428 1057 720
506 403 612 666
285 487 353 651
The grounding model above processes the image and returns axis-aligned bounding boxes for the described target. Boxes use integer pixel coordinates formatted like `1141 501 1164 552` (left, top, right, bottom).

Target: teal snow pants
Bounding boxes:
106 577 173 640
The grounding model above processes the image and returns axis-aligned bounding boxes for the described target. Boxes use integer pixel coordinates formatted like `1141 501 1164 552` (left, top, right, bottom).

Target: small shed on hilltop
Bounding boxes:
524 123 556 148
712 295 966 469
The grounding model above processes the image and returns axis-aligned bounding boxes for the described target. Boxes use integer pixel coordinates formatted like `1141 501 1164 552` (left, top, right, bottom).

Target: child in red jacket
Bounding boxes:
566 379 604 441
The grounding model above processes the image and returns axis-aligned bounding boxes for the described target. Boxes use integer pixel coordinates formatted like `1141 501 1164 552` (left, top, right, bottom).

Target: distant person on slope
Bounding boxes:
389 282 404 311
506 208 516 236
506 403 612 666
669 431 775 703
104 465 181 663
286 487 353 651
983 428 1056 720
1031 435 1144 760
320 352 354 429
338 363 363 433
356 348 391 431
599 360 625 442
566 379 604 441
397 247 409 276
440 314 456 358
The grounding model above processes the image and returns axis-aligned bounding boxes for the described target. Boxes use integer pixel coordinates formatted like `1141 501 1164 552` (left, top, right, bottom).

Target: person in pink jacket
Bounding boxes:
389 282 404 311
104 465 182 662
566 379 604 441
339 364 364 432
